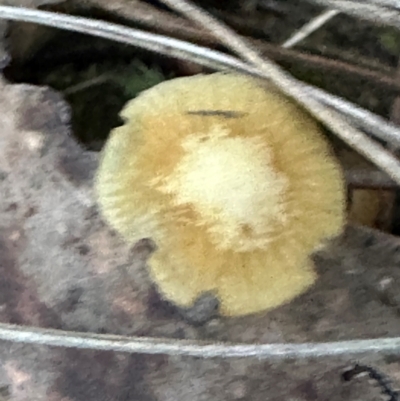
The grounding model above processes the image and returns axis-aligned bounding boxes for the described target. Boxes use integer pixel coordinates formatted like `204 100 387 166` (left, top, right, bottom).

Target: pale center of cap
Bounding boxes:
158 126 288 251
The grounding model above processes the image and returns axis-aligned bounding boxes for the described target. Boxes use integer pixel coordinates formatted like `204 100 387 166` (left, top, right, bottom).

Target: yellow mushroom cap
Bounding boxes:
95 73 345 316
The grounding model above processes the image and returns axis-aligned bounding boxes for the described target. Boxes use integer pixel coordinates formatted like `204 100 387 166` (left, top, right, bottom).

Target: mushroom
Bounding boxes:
95 72 345 317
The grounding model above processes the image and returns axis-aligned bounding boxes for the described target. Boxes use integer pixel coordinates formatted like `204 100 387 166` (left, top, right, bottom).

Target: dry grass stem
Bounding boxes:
282 9 340 48
307 0 400 28
0 322 399 359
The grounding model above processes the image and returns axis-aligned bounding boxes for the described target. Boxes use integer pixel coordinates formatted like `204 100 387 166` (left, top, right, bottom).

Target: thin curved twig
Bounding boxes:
0 321 399 359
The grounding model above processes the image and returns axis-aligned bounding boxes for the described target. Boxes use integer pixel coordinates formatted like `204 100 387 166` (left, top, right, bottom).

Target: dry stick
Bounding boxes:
307 0 400 28
0 321 399 359
158 0 400 184
1 7 400 168
282 9 340 48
